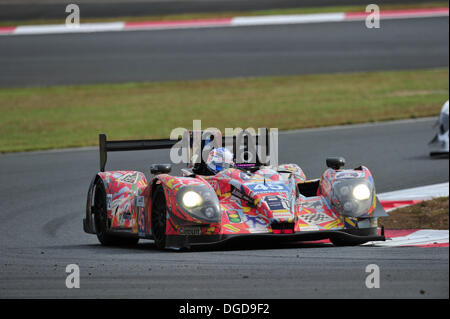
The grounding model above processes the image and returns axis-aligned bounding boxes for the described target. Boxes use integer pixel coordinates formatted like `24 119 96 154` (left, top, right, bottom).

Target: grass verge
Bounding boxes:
379 197 449 229
0 1 448 27
0 68 448 152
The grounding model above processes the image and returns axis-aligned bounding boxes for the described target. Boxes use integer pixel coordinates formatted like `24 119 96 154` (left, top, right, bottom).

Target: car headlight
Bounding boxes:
176 185 221 223
333 179 374 217
352 184 371 200
182 191 203 208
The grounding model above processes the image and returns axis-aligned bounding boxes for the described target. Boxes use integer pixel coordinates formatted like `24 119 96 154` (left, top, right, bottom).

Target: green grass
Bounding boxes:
379 197 449 229
0 1 447 27
0 68 448 152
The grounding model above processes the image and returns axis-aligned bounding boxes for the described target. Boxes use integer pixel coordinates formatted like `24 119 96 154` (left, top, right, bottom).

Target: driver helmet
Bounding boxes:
206 147 234 174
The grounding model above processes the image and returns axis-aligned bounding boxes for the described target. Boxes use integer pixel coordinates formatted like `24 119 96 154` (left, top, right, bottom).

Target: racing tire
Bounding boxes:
93 181 139 246
151 184 168 250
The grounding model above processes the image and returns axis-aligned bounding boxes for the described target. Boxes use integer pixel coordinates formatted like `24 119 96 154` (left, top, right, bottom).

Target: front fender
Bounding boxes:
319 166 380 218
153 174 220 229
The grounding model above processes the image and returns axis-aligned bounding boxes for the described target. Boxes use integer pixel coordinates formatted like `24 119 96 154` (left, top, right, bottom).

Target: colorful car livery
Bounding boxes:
83 131 387 249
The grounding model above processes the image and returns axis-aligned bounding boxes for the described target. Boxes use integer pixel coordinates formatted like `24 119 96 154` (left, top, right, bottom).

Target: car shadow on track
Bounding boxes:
188 241 334 252
42 240 334 254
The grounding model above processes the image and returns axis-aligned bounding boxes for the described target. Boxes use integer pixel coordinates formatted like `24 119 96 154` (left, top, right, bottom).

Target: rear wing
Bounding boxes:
99 128 276 172
99 134 178 172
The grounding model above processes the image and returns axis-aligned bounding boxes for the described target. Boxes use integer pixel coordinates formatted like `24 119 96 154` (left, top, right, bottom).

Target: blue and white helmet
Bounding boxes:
206 147 234 174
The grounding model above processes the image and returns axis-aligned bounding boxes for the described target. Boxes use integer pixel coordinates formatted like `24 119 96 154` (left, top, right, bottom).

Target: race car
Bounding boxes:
429 100 449 156
83 131 387 250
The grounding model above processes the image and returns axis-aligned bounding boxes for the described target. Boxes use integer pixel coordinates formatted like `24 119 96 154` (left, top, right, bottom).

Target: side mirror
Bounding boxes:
326 157 345 170
150 163 172 175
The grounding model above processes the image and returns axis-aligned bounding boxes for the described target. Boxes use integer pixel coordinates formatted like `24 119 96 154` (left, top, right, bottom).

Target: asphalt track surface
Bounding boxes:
0 17 449 87
0 118 448 298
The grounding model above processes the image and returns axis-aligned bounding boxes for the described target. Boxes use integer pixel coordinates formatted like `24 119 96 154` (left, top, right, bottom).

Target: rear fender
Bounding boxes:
83 171 147 235
83 175 100 234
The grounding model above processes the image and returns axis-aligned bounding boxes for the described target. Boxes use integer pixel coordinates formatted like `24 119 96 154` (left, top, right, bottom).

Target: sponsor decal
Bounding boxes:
299 225 320 231
231 186 254 204
272 211 292 218
264 195 288 211
224 224 240 233
335 171 364 179
119 172 138 184
136 196 145 207
302 199 324 210
246 182 288 193
179 226 202 235
239 172 252 180
118 211 132 224
138 209 146 237
322 219 342 230
227 211 241 223
242 214 268 231
106 194 112 210
300 212 334 225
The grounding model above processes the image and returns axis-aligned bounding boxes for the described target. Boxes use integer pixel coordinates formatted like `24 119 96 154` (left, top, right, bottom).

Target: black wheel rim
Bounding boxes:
94 183 107 236
152 186 167 244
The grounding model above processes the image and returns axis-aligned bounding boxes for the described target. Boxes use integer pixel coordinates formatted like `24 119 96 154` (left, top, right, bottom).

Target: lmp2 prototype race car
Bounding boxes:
429 100 449 156
83 131 387 250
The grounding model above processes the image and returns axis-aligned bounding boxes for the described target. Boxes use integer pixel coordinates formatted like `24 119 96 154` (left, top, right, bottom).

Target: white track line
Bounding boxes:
232 13 345 26
364 230 449 247
13 22 125 35
378 182 449 201
0 8 447 36
374 184 449 247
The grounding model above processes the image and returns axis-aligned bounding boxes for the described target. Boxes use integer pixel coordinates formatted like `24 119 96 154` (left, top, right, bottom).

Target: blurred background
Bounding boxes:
1 0 440 20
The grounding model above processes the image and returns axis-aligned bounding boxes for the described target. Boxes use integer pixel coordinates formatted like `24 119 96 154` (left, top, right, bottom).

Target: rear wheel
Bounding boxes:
151 185 167 249
93 181 139 246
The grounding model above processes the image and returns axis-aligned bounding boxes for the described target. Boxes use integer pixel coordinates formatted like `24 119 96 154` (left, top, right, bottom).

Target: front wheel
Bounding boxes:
151 184 168 249
93 181 139 246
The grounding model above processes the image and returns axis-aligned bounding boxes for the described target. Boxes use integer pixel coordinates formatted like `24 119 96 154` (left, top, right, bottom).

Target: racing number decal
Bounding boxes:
247 183 287 193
